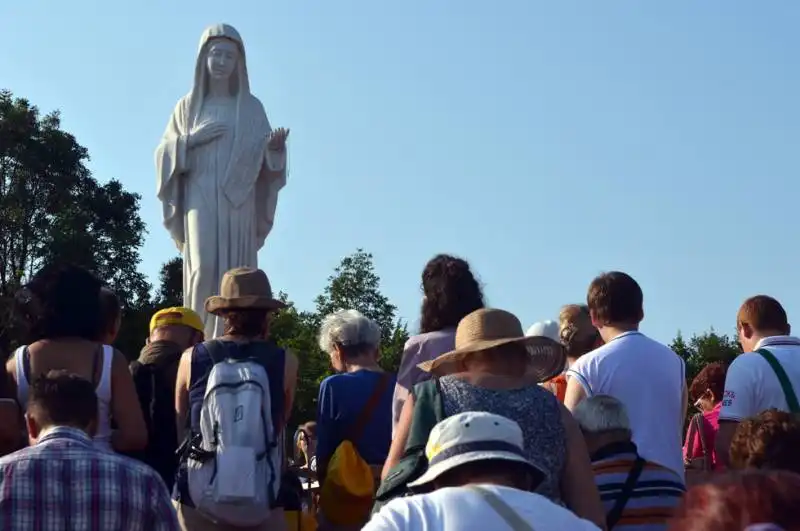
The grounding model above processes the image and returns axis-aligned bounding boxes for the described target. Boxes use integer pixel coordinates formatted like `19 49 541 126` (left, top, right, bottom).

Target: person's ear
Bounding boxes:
589 309 602 329
741 322 754 340
25 413 41 445
705 388 715 404
331 345 345 372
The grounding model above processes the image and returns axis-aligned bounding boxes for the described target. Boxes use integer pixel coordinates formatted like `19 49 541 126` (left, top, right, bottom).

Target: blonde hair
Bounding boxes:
558 304 599 358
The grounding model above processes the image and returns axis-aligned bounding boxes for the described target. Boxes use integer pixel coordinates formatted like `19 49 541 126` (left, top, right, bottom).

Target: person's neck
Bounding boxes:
586 433 631 456
753 330 790 346
221 333 264 342
36 424 91 443
466 359 527 378
208 78 231 98
599 324 639 344
345 360 381 373
460 477 518 489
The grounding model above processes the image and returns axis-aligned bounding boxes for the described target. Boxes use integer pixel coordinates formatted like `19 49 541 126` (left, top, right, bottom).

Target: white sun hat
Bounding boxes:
525 320 561 343
407 411 544 489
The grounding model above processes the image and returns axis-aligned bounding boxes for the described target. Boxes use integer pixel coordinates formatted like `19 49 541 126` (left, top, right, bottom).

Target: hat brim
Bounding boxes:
407 450 544 489
205 295 287 315
417 336 565 383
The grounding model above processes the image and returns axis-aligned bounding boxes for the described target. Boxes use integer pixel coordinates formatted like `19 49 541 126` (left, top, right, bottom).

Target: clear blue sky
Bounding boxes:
2 1 798 343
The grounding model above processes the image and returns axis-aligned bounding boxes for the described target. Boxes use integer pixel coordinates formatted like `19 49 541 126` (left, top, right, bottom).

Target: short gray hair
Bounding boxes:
572 395 631 435
318 309 381 355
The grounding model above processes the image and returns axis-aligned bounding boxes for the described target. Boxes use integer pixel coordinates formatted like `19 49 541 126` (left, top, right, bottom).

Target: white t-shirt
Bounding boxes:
363 484 600 531
567 331 686 478
719 336 800 421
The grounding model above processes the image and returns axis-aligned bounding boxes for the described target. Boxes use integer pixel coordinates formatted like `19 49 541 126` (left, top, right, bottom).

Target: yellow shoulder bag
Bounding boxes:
319 374 390 526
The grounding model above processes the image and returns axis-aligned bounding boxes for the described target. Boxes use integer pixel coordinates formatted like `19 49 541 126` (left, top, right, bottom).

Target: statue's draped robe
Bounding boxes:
155 24 287 339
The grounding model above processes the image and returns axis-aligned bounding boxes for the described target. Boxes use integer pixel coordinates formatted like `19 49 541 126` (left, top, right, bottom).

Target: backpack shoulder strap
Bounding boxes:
202 340 227 364
405 378 443 451
606 456 645 529
347 373 391 442
757 348 800 413
685 413 699 456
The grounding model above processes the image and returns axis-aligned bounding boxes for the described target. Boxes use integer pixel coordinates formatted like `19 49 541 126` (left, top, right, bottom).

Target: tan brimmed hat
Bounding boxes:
205 267 287 315
418 308 566 382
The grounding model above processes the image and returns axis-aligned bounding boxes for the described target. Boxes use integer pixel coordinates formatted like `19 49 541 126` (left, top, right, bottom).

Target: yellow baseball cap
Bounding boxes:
149 307 204 334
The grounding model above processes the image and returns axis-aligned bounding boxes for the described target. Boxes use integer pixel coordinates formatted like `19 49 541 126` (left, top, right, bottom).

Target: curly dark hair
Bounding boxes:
729 409 800 474
15 264 104 343
689 362 728 402
419 254 484 334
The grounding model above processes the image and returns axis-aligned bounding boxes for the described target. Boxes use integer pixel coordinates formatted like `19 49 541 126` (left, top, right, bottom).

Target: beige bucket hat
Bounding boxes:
417 308 565 382
205 267 287 315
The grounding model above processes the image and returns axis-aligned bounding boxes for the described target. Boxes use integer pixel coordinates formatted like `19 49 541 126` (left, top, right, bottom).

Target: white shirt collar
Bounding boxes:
755 335 800 350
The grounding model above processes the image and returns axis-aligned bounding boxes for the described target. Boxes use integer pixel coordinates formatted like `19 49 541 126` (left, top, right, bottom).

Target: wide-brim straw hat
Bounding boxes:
205 267 287 315
417 308 566 382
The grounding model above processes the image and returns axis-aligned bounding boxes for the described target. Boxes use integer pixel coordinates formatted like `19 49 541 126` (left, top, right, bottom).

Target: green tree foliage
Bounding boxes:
671 329 740 385
155 256 183 307
0 90 149 356
314 249 409 372
671 329 740 426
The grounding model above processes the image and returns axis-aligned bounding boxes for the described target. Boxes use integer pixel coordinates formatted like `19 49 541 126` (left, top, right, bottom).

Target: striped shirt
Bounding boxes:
0 426 179 531
591 441 685 531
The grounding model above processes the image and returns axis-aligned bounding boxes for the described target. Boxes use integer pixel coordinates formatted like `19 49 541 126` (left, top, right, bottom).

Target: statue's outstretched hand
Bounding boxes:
268 127 290 151
188 122 226 149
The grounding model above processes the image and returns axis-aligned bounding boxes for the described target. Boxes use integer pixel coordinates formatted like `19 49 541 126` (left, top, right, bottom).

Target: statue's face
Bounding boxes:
206 39 238 81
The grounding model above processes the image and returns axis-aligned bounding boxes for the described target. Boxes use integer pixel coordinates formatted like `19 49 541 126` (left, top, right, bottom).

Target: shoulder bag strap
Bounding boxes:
468 486 534 531
606 456 646 529
693 414 711 470
757 349 800 413
347 373 391 442
685 412 699 458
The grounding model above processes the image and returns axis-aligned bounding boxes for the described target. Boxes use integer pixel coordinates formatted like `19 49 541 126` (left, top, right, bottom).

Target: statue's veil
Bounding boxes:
186 23 251 131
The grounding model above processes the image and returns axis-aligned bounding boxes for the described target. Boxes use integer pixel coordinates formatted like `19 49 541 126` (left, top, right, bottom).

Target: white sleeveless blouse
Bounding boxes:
14 344 114 452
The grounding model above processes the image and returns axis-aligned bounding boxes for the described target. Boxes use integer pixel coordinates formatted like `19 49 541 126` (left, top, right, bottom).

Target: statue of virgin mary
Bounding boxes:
155 24 289 339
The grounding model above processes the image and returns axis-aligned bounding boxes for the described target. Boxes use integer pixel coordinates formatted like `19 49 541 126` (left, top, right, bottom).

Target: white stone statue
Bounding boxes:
155 23 289 339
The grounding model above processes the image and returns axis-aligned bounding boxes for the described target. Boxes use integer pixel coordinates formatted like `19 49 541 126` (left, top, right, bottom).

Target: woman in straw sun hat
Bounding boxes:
382 308 606 528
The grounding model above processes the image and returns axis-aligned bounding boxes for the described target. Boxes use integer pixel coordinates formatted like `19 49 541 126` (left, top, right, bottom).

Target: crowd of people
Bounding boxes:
0 256 798 530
